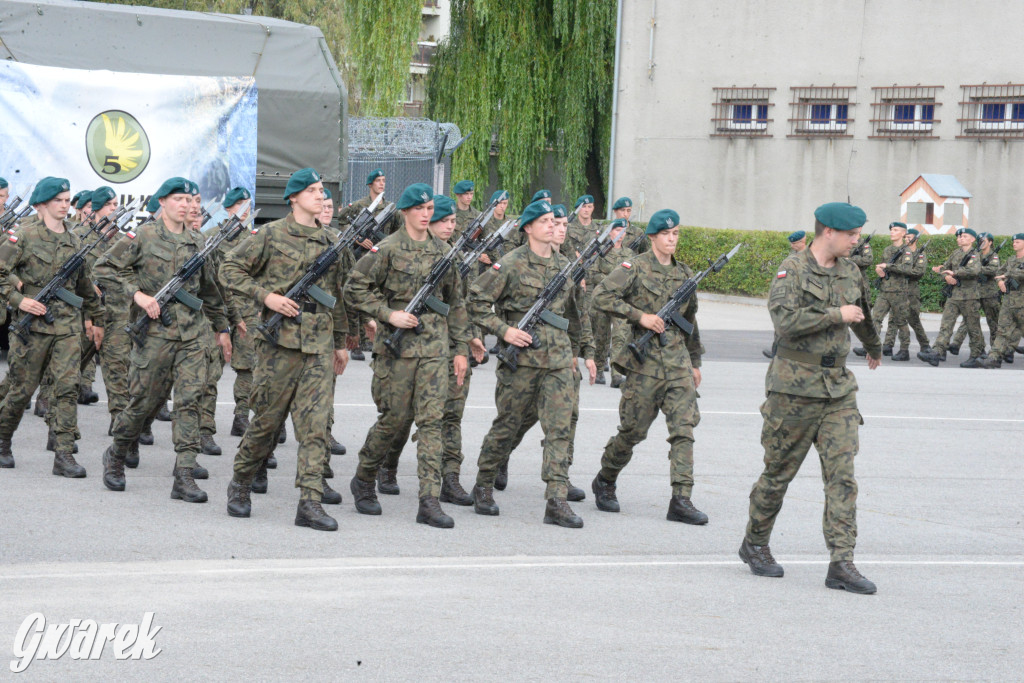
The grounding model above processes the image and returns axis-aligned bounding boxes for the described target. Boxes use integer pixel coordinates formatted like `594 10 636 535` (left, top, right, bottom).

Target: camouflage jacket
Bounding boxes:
221 214 348 354
452 206 481 244
337 193 399 236
848 239 873 271
563 218 599 259
999 254 1024 309
0 216 104 335
621 221 649 254
589 244 636 290
902 244 928 283
95 217 228 341
938 247 981 300
767 248 880 399
72 218 131 321
345 227 470 359
877 243 912 293
978 249 1002 299
592 251 704 379
468 243 593 369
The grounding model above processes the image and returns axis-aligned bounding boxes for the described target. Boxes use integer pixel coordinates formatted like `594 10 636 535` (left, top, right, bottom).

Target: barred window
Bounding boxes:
711 87 774 138
958 84 1024 139
870 86 942 139
788 86 856 138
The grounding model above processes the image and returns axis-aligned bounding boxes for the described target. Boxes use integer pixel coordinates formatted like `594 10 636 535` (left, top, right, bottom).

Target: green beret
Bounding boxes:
889 221 908 230
91 186 116 211
146 195 161 213
814 202 866 231
907 228 920 236
29 177 71 205
153 177 192 201
397 182 434 210
978 231 993 242
490 190 510 204
787 230 806 243
956 227 978 240
551 204 567 218
645 209 680 235
518 199 554 231
575 194 595 207
531 189 552 202
322 189 332 200
365 169 384 185
610 218 628 230
0 177 7 190
224 187 251 208
612 196 632 210
453 180 474 194
187 180 200 196
282 167 321 200
430 194 455 223
74 192 93 210
1013 233 1024 241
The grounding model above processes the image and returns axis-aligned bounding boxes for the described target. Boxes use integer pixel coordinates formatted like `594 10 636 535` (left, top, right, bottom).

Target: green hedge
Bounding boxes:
634 223 1014 313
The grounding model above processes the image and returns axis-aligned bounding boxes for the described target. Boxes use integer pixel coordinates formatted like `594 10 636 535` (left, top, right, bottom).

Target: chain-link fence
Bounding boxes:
339 117 464 208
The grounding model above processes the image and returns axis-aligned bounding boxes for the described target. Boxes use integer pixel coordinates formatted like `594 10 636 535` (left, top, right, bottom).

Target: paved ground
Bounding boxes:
0 296 1021 680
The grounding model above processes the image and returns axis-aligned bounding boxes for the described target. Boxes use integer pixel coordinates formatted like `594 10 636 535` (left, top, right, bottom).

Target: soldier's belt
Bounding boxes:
775 346 846 368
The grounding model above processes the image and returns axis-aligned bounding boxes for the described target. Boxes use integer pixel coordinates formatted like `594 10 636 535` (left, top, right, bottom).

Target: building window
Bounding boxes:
907 202 933 224
870 86 942 139
788 86 855 138
944 203 964 226
958 84 1024 140
711 87 774 138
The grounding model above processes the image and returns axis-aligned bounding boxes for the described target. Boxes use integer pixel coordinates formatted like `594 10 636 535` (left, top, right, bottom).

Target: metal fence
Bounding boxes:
339 117 464 208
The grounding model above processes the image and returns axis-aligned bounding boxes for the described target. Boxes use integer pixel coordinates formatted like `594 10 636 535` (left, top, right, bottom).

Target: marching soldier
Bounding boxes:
868 221 911 359
763 231 808 359
590 218 634 385
222 168 350 530
982 233 1024 368
949 232 1000 358
740 202 881 595
95 177 230 500
345 183 471 528
564 194 597 258
894 228 932 354
317 188 349 462
0 177 104 474
590 209 708 524
611 196 648 254
918 228 984 367
451 180 479 242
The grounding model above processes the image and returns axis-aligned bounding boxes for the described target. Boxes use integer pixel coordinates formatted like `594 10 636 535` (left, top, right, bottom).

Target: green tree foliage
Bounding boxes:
427 0 616 211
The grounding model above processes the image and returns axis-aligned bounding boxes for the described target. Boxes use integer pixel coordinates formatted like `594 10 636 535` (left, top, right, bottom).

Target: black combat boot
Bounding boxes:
981 355 1002 369
323 460 334 479
567 480 586 502
139 427 154 446
472 484 499 516
1003 352 1014 364
191 460 209 480
321 479 342 505
102 446 126 491
881 344 893 356
0 439 14 468
852 346 867 357
610 374 625 388
276 425 286 444
494 462 509 490
959 356 983 368
917 349 941 366
252 461 269 494
440 472 473 506
328 434 346 455
919 345 933 355
46 428 78 453
155 403 172 421
594 370 606 385
125 439 140 469
667 495 708 525
891 348 909 361
230 413 249 437
350 475 382 515
488 342 500 355
478 351 489 365
544 498 583 528
738 540 784 577
377 466 400 495
170 467 208 503
947 344 960 355
226 479 252 518
200 434 222 455
295 500 337 531
603 360 610 372
417 496 454 528
266 453 278 469
349 347 365 361
53 450 87 478
1016 345 1024 355
825 560 877 594
78 385 99 405
33 396 48 418
592 474 620 512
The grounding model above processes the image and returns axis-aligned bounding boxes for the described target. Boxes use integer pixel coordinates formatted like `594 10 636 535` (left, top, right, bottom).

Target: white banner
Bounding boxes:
0 61 257 206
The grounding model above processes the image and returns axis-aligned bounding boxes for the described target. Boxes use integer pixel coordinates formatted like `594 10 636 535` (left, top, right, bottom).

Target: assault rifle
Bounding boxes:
0 195 23 224
978 239 1009 285
628 243 742 363
573 224 628 283
496 223 614 371
382 205 498 357
627 229 647 253
2 205 32 232
458 218 517 278
851 231 874 258
257 200 396 345
452 191 505 256
940 244 980 300
346 194 390 258
126 209 258 347
11 199 141 343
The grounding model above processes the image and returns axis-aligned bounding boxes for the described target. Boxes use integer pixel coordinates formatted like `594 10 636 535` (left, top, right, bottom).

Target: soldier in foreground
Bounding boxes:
740 202 881 595
762 231 808 359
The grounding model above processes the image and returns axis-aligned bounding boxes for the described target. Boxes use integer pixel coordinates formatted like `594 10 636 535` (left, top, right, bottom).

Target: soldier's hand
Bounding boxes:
236 320 248 338
453 354 468 386
333 349 349 375
639 313 665 333
364 320 377 340
18 297 46 316
931 265 942 273
585 358 597 385
867 354 881 369
389 311 419 329
999 280 1008 293
469 338 486 363
874 263 887 277
478 254 492 265
346 335 359 350
91 325 105 350
503 327 533 347
943 274 957 285
692 367 702 388
839 305 864 323
264 292 300 317
134 291 161 319
359 238 374 251
217 332 232 363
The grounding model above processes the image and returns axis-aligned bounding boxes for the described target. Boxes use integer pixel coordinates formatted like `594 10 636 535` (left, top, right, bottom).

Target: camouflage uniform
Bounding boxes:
590 244 636 368
873 244 911 349
986 254 1024 358
591 251 704 496
452 206 481 244
0 216 104 452
952 249 1000 349
221 214 350 501
468 243 592 499
338 193 397 350
847 240 873 273
620 220 649 254
345 228 471 499
745 248 880 563
71 221 100 393
932 247 984 357
893 243 931 349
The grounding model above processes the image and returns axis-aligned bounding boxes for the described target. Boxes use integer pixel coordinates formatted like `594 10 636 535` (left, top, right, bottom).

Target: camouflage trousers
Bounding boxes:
232 342 332 501
592 308 615 367
200 336 223 436
476 364 575 500
497 363 581 471
746 391 862 562
873 291 909 348
79 326 96 388
952 295 1000 349
0 332 79 452
988 303 1024 358
99 314 131 416
113 336 205 469
356 355 447 499
230 323 255 416
934 297 985 357
887 290 930 349
600 371 701 497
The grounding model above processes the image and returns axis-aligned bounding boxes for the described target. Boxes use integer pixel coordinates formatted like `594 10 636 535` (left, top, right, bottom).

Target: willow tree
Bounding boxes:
427 0 617 210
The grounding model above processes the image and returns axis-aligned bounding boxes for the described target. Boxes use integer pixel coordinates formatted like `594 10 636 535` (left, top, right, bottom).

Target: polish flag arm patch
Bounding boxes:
492 263 501 270
126 230 137 239
621 261 631 269
370 246 379 253
7 235 17 243
777 270 787 278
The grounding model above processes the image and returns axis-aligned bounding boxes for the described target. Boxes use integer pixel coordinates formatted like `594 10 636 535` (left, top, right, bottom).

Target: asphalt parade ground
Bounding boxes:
0 296 1021 680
